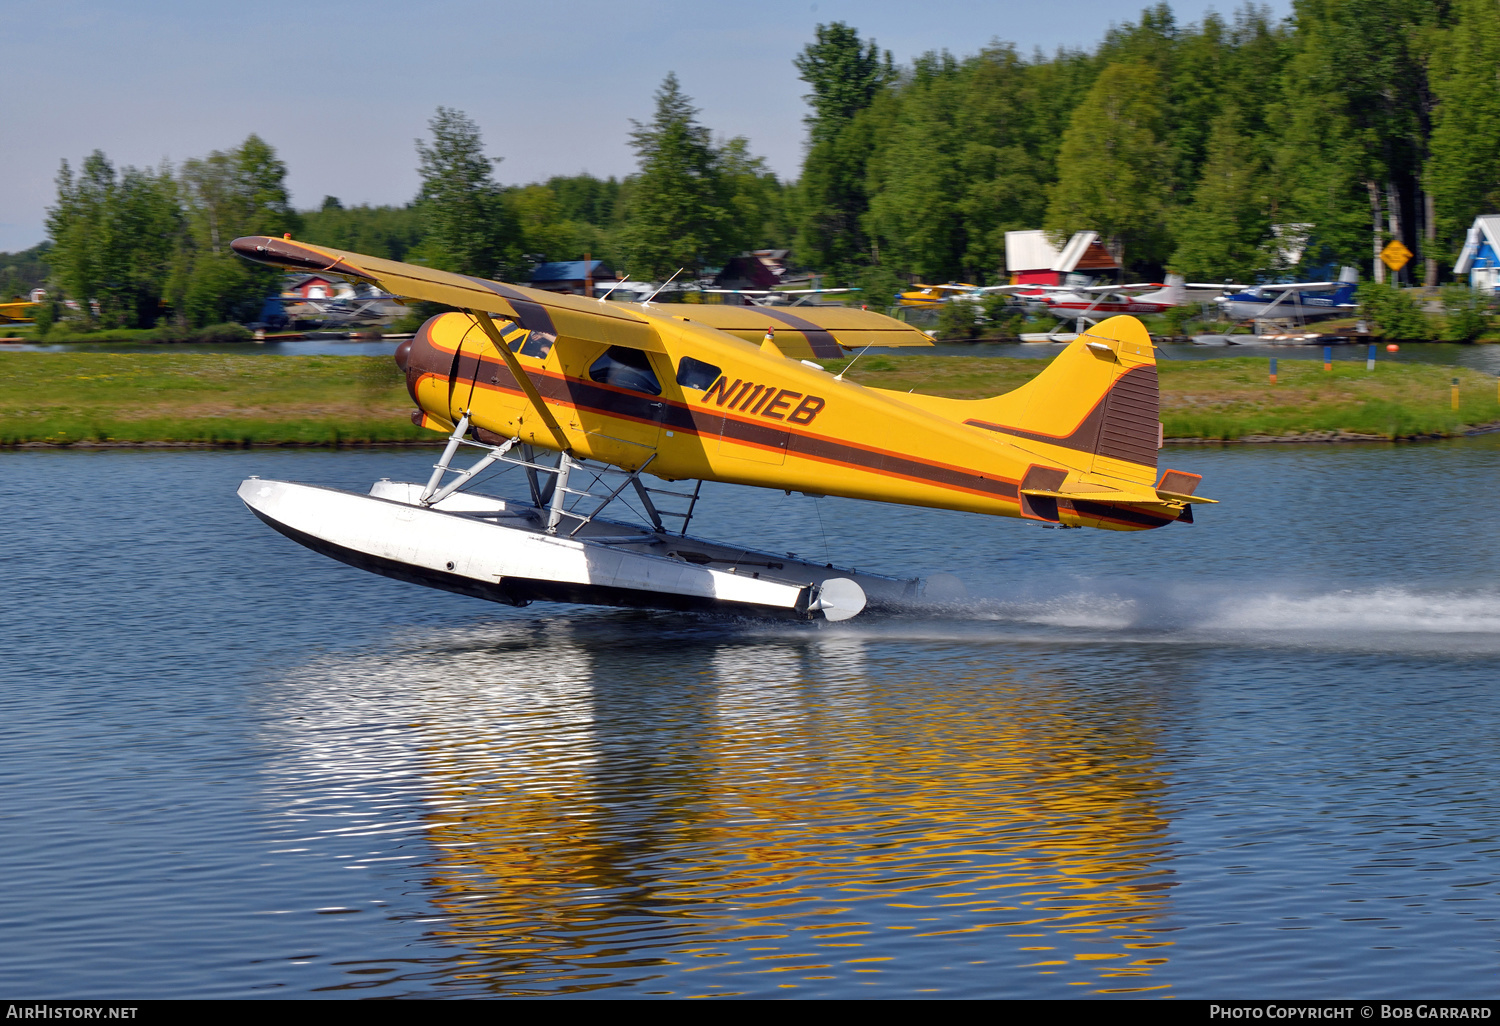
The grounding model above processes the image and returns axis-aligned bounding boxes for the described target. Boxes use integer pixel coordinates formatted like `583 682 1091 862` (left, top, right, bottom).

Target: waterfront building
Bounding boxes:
1454 215 1500 293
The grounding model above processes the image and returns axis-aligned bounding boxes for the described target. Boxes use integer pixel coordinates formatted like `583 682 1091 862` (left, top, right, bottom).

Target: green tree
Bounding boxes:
0 242 53 300
547 174 622 227
46 152 181 328
45 153 110 325
717 137 791 254
1044 62 1172 271
1170 108 1272 281
1358 280 1430 337
793 23 893 276
1272 0 1447 281
952 45 1056 279
172 134 298 326
794 21 893 146
865 53 966 282
617 73 732 280
299 200 427 262
507 183 606 263
1427 0 1500 264
414 107 521 278
1439 283 1494 341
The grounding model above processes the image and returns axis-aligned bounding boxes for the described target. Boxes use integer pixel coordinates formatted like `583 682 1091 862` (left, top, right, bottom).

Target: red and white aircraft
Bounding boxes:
1008 275 1226 342
1032 275 1196 318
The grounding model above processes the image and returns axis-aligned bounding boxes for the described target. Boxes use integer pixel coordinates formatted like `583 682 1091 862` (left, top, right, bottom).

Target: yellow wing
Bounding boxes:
649 304 933 358
230 236 931 357
232 236 663 351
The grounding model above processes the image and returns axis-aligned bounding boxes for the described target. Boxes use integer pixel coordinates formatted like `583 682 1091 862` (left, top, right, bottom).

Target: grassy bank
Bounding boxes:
2 351 1497 447
0 323 258 344
0 352 426 446
821 353 1500 441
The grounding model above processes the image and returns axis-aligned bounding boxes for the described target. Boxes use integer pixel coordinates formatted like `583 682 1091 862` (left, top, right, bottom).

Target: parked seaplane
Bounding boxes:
1214 266 1360 324
0 299 40 324
698 286 860 307
1016 276 1223 342
231 235 1215 621
898 282 1015 308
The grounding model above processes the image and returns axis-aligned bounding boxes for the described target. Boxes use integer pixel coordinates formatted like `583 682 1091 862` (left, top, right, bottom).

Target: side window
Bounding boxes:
513 330 554 359
588 346 661 396
676 356 722 391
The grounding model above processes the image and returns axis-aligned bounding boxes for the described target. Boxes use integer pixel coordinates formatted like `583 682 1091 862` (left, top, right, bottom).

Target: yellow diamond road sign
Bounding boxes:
1381 239 1413 271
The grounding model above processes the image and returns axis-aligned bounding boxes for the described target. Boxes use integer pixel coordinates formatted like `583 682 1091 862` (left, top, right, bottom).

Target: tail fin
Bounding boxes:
960 315 1160 485
1154 273 1186 305
1332 265 1360 304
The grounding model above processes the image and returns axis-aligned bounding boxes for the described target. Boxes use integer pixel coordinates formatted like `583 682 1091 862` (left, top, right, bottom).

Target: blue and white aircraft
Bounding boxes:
1216 266 1359 323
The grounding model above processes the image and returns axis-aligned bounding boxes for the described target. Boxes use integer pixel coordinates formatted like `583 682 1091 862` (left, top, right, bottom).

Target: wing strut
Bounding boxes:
467 309 571 453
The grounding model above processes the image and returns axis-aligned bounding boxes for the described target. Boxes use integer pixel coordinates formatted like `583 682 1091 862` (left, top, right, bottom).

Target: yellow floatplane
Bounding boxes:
232 236 1214 620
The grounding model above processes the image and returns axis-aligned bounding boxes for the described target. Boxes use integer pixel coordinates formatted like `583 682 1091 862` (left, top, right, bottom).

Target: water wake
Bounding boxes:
875 579 1500 655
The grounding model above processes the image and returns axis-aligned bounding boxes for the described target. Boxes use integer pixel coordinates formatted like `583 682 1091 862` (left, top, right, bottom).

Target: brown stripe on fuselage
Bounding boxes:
441 346 1024 504
403 316 464 407
420 362 1172 529
417 344 1175 529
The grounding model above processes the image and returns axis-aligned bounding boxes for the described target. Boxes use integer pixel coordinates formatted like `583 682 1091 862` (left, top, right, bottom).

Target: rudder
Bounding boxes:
961 315 1159 484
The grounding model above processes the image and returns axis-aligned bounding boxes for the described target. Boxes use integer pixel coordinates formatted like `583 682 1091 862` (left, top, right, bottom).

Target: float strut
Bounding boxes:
546 453 575 534
420 412 471 504
630 475 666 533
425 437 517 507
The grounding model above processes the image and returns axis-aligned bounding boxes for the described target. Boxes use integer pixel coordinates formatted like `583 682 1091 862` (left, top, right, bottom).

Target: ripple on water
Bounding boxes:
4 447 1500 997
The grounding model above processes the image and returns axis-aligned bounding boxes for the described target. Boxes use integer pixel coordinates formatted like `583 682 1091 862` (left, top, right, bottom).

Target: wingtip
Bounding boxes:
229 236 369 279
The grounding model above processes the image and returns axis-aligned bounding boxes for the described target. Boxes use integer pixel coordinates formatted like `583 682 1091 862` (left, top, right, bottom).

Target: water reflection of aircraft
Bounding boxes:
1214 266 1359 324
232 235 1214 622
261 621 1179 996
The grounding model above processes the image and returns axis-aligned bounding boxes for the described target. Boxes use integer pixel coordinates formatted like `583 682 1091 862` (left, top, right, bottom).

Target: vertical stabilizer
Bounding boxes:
959 315 1160 485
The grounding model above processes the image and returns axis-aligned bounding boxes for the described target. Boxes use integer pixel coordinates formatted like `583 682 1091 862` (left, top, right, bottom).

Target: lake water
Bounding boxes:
4 441 1500 998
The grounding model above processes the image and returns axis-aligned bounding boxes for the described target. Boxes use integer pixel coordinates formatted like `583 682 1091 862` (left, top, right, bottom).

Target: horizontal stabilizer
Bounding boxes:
1020 484 1217 507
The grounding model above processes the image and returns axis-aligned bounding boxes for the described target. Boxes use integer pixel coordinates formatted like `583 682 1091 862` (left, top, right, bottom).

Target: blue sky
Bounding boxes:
3 0 1292 252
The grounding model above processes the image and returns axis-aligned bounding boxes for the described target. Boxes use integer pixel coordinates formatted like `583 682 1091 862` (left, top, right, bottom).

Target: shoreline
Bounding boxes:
6 351 1500 449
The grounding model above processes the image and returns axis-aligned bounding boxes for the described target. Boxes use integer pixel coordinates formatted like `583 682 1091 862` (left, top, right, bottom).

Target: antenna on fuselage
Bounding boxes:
643 268 685 305
834 342 875 381
596 272 631 303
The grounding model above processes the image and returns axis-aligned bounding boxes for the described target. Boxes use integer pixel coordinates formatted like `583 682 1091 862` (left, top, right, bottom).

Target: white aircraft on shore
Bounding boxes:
1007 275 1224 342
1214 267 1359 323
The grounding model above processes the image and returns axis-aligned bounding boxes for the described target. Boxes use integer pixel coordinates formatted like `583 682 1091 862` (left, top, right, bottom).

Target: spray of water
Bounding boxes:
854 578 1500 656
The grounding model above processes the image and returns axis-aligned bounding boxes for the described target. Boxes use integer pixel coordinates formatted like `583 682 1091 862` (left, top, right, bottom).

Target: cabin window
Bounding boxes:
509 329 554 359
676 356 721 391
588 346 661 396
